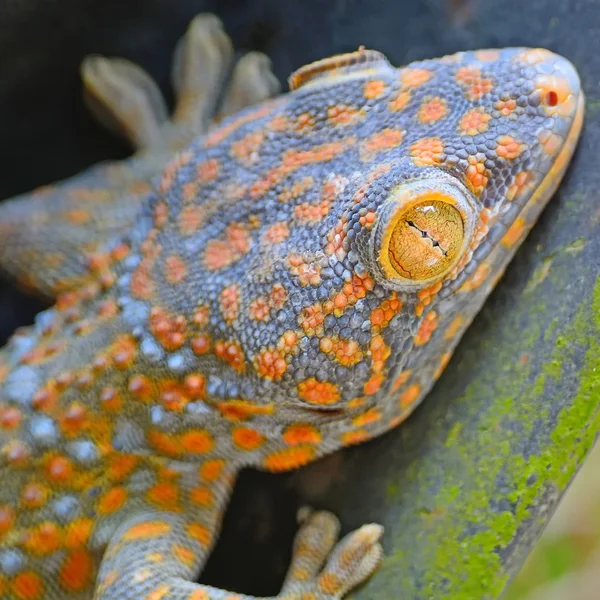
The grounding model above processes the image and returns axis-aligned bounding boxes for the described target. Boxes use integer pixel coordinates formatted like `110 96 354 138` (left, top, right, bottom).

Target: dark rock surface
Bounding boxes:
1 1 599 598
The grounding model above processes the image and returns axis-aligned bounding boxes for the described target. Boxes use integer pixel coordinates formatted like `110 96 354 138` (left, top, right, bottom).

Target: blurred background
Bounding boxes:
507 442 600 600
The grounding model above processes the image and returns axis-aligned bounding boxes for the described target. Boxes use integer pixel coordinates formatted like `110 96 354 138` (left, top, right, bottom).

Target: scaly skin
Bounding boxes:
0 13 584 600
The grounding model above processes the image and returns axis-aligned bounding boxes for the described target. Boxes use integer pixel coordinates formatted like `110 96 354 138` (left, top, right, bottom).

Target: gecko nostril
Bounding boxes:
545 90 559 107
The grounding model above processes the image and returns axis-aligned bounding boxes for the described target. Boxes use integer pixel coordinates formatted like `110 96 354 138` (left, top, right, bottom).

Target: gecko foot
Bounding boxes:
280 509 383 599
81 13 279 153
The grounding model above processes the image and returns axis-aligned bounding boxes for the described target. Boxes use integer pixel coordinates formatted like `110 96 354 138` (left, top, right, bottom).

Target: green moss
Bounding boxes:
359 275 600 600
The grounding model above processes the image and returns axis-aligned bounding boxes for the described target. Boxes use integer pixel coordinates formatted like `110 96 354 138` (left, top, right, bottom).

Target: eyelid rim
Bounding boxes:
372 176 478 292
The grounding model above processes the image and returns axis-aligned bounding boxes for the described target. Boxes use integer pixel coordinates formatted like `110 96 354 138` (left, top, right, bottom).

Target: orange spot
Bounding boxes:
11 571 43 600
299 303 325 335
361 128 404 156
146 586 170 600
178 205 205 236
59 549 95 592
147 482 181 511
319 336 363 366
232 427 265 450
204 102 275 146
21 483 49 509
475 49 501 61
128 374 154 401
283 424 322 446
294 112 316 131
392 369 412 392
401 68 433 88
215 340 246 373
502 216 527 248
0 505 15 535
216 400 274 421
364 372 384 395
418 96 448 123
191 334 212 356
164 255 187 285
190 486 213 507
494 98 517 117
353 408 382 427
414 311 439 346
364 79 387 99
400 384 421 409
23 522 61 555
288 254 322 287
204 223 251 271
465 154 490 196
455 66 493 100
370 295 403 329
46 456 74 483
298 379 340 405
249 296 270 322
327 104 362 126
445 315 466 340
200 459 226 482
197 158 220 183
106 454 140 482
148 430 182 458
506 171 534 201
389 90 411 112
172 545 196 567
186 522 212 547
230 131 263 165
97 487 128 515
294 199 331 224
180 430 214 454
0 405 22 429
341 429 371 446
496 135 525 160
458 107 492 135
251 140 352 199
254 348 288 380
263 222 290 244
123 521 171 541
220 284 240 325
263 446 316 472
410 137 444 167
64 518 94 549
277 176 314 203
459 262 491 293
110 334 137 369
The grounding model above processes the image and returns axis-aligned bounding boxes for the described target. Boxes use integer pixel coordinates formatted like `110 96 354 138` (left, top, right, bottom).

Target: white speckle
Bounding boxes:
117 273 131 289
0 550 25 575
123 255 141 270
112 419 144 451
34 309 56 332
186 401 211 415
29 415 58 446
121 300 150 328
52 495 80 522
128 469 155 494
150 406 166 425
141 338 164 362
7 333 36 362
3 366 40 406
67 440 99 465
167 353 187 372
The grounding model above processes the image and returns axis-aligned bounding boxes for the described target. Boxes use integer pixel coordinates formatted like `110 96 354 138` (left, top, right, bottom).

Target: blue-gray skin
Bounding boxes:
0 14 584 600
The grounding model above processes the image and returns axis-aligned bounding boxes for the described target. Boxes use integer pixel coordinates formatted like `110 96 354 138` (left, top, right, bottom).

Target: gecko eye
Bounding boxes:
374 178 476 290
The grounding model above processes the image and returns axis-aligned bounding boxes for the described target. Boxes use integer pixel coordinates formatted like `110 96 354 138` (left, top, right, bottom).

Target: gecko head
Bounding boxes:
350 47 584 295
